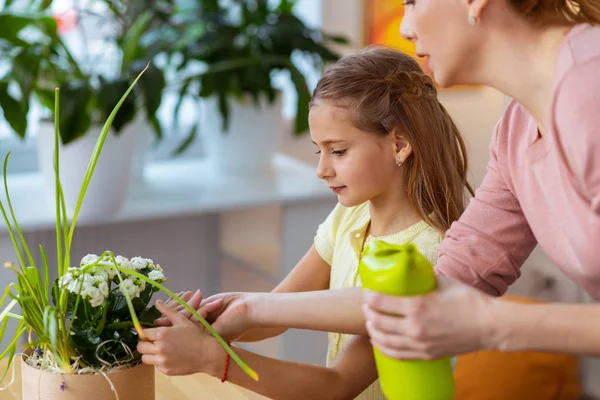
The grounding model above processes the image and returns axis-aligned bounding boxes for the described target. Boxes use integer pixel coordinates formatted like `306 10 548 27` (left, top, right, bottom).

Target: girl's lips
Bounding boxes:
329 186 346 194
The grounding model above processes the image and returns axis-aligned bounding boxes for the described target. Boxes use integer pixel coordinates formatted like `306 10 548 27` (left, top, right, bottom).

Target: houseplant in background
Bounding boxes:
166 0 348 176
0 0 173 218
0 67 257 399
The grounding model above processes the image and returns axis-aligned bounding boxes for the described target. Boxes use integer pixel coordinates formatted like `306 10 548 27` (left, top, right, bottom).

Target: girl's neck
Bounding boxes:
367 192 422 237
477 22 572 134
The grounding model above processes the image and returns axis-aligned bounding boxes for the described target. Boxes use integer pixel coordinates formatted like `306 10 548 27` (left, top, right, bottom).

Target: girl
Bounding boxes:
139 46 472 399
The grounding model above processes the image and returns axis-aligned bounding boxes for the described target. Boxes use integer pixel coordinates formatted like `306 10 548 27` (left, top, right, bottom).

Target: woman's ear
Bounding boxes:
464 0 490 22
394 132 413 164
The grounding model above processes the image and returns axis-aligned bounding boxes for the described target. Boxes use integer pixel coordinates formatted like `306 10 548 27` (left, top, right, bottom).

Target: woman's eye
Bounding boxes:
403 0 415 5
331 149 346 156
314 150 321 155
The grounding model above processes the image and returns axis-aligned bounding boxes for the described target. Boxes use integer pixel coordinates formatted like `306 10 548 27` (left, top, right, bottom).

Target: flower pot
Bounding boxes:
37 122 140 219
21 353 155 400
202 94 281 177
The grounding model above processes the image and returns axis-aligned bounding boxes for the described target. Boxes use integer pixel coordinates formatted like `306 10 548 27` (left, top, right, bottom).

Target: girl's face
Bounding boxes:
400 0 485 87
309 102 405 208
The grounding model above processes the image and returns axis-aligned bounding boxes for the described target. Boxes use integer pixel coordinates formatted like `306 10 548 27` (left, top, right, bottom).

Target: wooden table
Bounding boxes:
0 360 268 399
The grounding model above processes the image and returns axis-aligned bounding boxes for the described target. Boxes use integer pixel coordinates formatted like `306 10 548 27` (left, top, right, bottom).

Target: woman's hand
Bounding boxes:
362 276 499 360
138 300 223 376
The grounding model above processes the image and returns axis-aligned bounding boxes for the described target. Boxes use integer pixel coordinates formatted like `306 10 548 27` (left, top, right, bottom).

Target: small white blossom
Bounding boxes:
98 280 109 298
120 278 141 298
80 254 99 267
148 270 166 283
153 264 163 273
115 255 132 270
130 257 150 271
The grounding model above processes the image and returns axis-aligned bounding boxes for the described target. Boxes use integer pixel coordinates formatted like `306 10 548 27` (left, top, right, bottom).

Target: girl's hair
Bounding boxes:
508 0 600 26
311 46 474 234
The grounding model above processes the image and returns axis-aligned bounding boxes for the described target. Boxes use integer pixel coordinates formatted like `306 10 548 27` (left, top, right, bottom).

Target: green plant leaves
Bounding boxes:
0 83 27 139
56 82 93 145
97 77 137 136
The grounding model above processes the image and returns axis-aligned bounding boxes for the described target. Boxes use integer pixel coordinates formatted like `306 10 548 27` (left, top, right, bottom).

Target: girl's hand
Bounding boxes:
138 300 222 376
201 292 261 342
362 276 498 360
155 290 223 327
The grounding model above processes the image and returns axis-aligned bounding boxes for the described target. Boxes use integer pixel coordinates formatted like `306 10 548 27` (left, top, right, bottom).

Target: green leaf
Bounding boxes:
288 61 311 135
0 83 27 138
96 77 137 135
172 122 198 156
57 82 93 145
121 10 153 71
134 63 165 139
138 305 161 326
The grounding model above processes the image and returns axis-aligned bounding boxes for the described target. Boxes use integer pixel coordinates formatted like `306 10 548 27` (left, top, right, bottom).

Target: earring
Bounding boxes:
468 10 479 25
395 156 403 167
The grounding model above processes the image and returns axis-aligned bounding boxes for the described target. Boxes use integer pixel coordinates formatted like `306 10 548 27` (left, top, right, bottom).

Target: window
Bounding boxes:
0 0 323 174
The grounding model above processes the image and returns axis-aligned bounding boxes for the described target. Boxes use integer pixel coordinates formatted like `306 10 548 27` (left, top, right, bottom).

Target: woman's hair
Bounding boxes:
311 46 474 234
508 0 600 26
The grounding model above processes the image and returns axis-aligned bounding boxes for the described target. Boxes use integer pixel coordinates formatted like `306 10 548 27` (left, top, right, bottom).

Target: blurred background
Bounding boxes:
0 0 596 397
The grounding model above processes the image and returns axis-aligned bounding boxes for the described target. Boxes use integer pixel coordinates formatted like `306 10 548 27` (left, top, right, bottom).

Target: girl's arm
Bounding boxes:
206 335 378 400
212 245 333 342
140 301 378 400
243 288 367 336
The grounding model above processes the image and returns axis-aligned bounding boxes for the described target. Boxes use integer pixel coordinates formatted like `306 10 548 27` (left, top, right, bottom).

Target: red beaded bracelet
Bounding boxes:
221 344 231 383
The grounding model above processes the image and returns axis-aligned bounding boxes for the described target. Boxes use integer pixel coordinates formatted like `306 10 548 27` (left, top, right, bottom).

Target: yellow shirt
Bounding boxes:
314 202 443 400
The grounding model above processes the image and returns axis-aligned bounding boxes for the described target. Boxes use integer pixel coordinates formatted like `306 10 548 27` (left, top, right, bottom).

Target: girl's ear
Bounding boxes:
394 132 413 164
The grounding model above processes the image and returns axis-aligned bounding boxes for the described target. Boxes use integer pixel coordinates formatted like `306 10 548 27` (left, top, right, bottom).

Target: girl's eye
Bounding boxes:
403 0 415 5
314 150 321 155
331 149 346 156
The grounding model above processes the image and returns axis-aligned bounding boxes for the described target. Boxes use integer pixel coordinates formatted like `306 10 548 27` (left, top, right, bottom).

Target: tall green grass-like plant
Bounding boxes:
0 66 258 382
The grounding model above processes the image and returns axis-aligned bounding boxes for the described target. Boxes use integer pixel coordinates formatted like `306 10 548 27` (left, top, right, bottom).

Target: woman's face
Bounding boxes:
400 0 485 87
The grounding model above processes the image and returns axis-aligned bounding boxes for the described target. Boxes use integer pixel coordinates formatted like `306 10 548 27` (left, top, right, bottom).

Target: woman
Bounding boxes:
363 0 600 359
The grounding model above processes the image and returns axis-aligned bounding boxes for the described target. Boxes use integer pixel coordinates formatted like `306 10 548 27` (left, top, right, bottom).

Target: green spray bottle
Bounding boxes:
358 240 455 400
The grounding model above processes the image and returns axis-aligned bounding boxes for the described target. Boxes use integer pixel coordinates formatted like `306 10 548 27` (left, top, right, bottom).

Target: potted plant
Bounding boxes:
0 1 171 218
165 0 348 175
0 67 257 399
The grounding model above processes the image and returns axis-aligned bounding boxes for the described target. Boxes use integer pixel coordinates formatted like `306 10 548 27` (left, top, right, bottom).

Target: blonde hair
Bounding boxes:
311 46 474 234
508 0 600 26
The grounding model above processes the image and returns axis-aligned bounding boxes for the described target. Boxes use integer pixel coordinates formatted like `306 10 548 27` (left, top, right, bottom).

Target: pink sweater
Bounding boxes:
436 24 600 300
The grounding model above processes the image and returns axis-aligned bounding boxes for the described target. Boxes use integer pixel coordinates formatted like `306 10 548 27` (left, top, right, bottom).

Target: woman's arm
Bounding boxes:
435 115 538 295
493 299 600 355
362 276 600 360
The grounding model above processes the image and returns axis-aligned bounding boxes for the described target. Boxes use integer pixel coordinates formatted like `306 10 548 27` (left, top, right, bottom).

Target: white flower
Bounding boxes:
115 255 132 270
59 273 74 288
98 280 109 298
86 287 105 307
148 270 166 283
153 264 163 273
80 254 99 267
120 278 141 298
130 257 150 271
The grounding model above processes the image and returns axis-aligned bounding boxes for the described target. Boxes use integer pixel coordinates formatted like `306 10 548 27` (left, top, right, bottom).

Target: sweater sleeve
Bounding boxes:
553 57 600 214
435 115 538 296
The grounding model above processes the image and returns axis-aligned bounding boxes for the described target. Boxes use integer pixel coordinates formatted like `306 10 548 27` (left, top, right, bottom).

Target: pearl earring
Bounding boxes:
395 156 403 167
468 11 478 25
